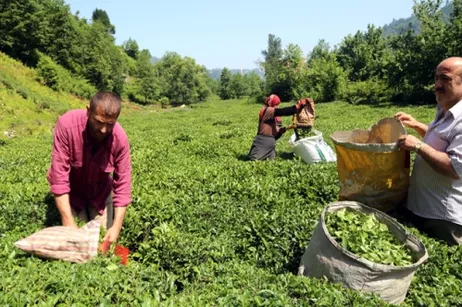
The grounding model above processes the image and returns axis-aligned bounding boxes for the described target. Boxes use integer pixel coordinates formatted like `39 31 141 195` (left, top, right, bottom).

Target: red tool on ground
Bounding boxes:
114 244 129 266
99 240 130 266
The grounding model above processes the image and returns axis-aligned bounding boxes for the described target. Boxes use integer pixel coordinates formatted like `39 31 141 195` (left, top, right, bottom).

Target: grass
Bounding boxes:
0 52 89 138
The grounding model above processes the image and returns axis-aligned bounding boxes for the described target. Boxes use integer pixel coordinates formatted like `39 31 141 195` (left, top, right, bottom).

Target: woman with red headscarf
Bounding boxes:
248 94 306 160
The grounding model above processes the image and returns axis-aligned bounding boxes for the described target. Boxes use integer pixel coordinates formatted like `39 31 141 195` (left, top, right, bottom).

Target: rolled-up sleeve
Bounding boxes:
112 134 132 207
448 132 462 178
47 120 71 195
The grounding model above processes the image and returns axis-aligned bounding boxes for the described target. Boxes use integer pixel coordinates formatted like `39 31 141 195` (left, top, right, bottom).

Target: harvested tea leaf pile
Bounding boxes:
325 209 414 266
295 128 316 140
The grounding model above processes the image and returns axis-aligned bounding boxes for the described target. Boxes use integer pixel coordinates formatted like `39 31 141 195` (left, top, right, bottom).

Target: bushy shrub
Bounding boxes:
248 91 266 104
36 53 96 99
343 77 394 105
305 55 348 102
159 97 169 108
123 82 145 104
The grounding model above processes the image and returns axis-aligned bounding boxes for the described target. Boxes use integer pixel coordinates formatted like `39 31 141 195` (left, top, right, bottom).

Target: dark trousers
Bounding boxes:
391 206 462 246
248 135 276 161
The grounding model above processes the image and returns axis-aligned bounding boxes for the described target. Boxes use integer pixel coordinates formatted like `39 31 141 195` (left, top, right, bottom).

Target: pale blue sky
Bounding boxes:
67 0 414 70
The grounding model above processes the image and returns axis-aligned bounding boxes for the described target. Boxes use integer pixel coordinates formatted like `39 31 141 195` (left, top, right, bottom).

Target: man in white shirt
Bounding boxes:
395 57 462 245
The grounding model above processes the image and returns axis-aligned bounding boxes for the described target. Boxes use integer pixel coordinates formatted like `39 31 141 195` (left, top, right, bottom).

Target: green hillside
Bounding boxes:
0 51 86 140
382 1 452 36
0 51 145 142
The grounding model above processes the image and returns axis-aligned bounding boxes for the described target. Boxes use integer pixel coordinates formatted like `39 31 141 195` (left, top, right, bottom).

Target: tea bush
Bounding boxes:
0 99 460 306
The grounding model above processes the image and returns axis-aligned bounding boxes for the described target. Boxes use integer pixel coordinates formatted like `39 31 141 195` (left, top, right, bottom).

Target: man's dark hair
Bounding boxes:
90 91 122 116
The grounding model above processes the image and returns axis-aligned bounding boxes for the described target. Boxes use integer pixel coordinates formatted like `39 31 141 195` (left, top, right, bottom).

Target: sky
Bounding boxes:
67 0 415 70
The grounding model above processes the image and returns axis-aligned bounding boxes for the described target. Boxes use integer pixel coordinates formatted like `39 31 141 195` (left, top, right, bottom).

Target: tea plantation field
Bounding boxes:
0 98 461 306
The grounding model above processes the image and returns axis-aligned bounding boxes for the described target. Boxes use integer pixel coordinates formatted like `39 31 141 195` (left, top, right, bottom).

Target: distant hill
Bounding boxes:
207 68 264 80
150 57 160 64
382 15 419 37
382 2 452 36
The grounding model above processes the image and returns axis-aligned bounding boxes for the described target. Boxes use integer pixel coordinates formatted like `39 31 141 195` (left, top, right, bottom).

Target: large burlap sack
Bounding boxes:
289 130 336 163
296 98 315 127
14 220 100 263
331 117 410 212
298 201 428 305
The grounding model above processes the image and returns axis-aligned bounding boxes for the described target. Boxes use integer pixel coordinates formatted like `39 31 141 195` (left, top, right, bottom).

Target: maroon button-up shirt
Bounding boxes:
47 109 132 213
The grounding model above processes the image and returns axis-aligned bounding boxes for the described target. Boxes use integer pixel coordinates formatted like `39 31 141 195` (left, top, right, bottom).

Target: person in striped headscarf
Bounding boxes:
248 94 306 160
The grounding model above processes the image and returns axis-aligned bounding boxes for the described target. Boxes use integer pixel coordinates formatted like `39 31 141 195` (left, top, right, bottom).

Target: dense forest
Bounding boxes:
0 0 212 106
0 0 459 105
253 0 462 104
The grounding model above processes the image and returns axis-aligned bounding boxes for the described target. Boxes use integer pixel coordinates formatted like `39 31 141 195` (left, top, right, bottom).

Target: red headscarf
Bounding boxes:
259 94 282 124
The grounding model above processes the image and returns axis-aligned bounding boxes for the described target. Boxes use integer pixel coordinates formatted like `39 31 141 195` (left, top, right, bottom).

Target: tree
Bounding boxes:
305 50 347 102
230 73 247 99
262 34 283 63
278 43 306 101
41 0 82 73
444 0 462 57
243 72 263 98
92 8 115 35
80 22 125 93
388 0 447 103
261 34 284 97
336 25 391 82
219 68 232 100
155 52 210 105
134 49 160 104
0 0 46 65
307 39 331 63
123 37 139 60
135 49 153 78
206 76 219 95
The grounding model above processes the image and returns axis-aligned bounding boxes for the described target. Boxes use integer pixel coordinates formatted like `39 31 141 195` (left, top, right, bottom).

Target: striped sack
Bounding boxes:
14 220 100 263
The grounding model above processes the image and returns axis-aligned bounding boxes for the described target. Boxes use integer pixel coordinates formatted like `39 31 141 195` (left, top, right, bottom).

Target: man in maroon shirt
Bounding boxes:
47 91 132 244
